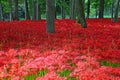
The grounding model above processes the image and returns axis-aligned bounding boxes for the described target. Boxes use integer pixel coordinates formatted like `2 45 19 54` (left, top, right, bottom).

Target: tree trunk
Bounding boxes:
77 0 87 28
46 0 55 33
24 0 30 20
8 0 13 21
86 0 90 18
36 0 41 20
70 0 75 19
54 0 57 19
112 0 120 22
0 0 4 21
99 0 104 18
32 0 37 20
61 0 65 19
13 0 19 20
75 0 79 19
111 0 114 19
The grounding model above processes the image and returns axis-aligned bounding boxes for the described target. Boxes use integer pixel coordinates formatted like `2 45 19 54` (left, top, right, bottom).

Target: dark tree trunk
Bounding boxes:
8 0 13 21
13 0 19 20
70 0 76 19
86 0 90 18
112 0 120 22
32 0 37 20
111 0 114 19
0 0 4 21
75 0 79 19
61 0 65 19
77 0 87 28
55 0 57 19
36 0 41 20
46 0 55 33
24 0 30 20
99 0 104 18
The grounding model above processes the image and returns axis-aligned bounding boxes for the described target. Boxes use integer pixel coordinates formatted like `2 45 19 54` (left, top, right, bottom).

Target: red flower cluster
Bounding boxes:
0 19 120 79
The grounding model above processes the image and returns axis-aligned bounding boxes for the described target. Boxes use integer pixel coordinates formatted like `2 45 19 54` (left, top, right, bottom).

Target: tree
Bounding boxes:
13 0 19 20
70 0 76 19
24 0 30 20
0 0 4 20
8 0 13 21
61 0 65 19
99 0 104 18
36 0 41 20
86 0 90 18
112 0 120 22
46 0 55 33
77 0 87 28
32 0 37 20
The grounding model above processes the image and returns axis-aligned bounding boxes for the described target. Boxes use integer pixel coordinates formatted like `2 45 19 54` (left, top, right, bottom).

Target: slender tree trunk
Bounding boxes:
46 0 55 33
77 0 87 28
24 0 30 20
32 0 37 20
61 0 65 19
75 0 79 19
70 0 75 19
0 0 4 21
54 0 57 19
13 0 19 20
99 0 104 18
86 0 90 18
36 0 41 20
112 0 120 22
8 0 13 21
111 0 114 19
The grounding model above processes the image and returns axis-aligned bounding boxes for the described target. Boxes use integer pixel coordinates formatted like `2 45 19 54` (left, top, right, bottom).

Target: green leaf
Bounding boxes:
37 69 48 77
67 76 77 80
58 69 71 77
24 74 36 80
101 60 120 68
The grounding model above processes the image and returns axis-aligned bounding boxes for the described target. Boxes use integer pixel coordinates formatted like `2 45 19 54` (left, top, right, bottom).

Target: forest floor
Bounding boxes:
0 19 120 80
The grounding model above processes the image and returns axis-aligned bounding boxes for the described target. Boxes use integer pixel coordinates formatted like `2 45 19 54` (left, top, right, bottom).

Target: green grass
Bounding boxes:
67 76 77 80
37 69 48 77
58 69 72 77
101 60 120 68
24 74 36 80
24 69 48 80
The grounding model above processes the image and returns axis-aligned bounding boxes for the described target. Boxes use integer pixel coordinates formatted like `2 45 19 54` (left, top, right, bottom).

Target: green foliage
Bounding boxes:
2 78 7 80
58 69 71 77
67 76 77 80
37 69 48 77
24 69 48 80
101 61 120 68
24 74 36 80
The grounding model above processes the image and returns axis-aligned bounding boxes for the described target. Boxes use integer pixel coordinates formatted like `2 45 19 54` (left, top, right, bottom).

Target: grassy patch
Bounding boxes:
101 61 120 68
58 69 71 77
67 76 77 80
37 69 48 77
24 69 48 80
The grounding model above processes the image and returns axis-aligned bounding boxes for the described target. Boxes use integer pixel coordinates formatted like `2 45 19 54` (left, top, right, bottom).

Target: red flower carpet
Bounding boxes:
0 19 120 80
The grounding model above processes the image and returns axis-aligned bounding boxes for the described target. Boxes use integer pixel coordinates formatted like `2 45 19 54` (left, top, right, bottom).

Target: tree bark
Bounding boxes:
99 0 104 18
24 0 30 20
70 0 76 19
13 0 19 20
61 0 65 19
8 0 13 21
32 0 37 20
36 0 41 20
112 0 120 22
77 0 87 28
86 0 90 18
46 0 55 33
0 0 4 21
